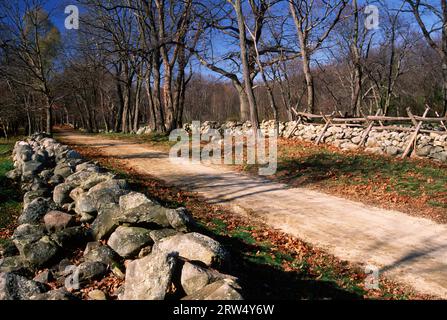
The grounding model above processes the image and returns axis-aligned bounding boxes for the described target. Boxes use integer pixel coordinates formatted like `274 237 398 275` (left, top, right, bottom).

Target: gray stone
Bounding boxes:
87 179 129 209
74 261 108 284
154 233 228 267
149 229 179 242
44 211 75 232
432 151 447 162
54 163 73 178
23 190 48 208
364 147 384 155
48 174 64 186
88 289 107 300
22 160 44 179
0 256 29 274
166 207 194 232
80 212 95 223
18 197 54 224
119 192 152 211
74 193 96 215
108 226 153 258
80 172 115 190
0 240 18 258
180 262 234 295
12 224 46 253
120 250 177 300
6 169 21 180
53 183 75 206
91 204 122 240
385 146 400 156
181 279 243 300
117 202 171 227
39 169 53 181
33 269 53 284
65 170 94 187
30 288 78 300
50 226 90 248
21 236 59 267
75 162 100 173
83 242 117 265
0 272 45 300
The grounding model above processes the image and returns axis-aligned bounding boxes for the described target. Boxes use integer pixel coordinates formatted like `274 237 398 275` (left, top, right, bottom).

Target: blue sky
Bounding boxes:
42 0 441 80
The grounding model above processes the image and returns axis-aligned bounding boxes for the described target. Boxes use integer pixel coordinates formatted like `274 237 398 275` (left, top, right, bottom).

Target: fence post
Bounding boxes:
401 107 429 159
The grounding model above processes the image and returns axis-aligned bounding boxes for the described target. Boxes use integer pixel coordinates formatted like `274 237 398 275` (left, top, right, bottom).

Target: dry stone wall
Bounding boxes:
0 133 243 300
172 120 447 162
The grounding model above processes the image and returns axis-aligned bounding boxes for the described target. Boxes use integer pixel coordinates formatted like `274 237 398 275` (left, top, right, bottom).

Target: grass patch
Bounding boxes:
0 138 22 231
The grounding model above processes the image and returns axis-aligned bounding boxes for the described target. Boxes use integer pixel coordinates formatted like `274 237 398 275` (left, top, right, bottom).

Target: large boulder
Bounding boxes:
182 279 243 300
53 183 75 206
18 197 55 224
53 163 73 178
12 224 46 253
117 202 171 227
154 233 228 266
120 250 177 300
23 190 49 208
180 262 236 295
70 261 108 285
21 236 59 267
149 229 179 242
0 272 46 300
91 204 122 240
74 193 96 215
65 170 95 187
87 179 129 209
107 226 153 258
43 211 75 232
119 192 152 211
0 256 29 274
166 207 194 232
80 173 115 190
50 226 90 249
83 242 118 266
22 160 44 180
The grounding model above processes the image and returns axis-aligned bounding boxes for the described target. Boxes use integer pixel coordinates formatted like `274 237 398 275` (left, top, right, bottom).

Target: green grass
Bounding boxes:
0 138 21 230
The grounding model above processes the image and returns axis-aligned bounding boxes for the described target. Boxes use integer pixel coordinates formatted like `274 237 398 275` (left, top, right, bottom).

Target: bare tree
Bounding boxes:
289 0 347 113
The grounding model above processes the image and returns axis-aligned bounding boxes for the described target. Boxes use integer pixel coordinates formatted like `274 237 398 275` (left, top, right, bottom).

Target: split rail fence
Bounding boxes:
286 106 447 159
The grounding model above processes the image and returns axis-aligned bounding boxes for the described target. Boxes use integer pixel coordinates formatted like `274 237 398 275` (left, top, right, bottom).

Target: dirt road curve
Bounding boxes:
57 129 447 298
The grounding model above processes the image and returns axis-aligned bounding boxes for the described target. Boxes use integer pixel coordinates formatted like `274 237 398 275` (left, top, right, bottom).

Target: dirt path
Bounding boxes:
57 130 447 298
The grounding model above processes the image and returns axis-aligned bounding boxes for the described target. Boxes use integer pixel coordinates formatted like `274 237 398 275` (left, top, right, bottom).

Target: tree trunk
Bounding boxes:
301 51 315 113
152 55 166 132
233 81 250 121
235 0 259 128
45 96 52 134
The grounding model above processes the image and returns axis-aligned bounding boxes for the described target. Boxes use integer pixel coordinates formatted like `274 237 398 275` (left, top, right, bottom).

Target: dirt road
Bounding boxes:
57 130 447 298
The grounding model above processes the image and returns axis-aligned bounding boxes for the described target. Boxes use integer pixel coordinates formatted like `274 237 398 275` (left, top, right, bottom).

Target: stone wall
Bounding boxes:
0 134 243 300
175 120 447 162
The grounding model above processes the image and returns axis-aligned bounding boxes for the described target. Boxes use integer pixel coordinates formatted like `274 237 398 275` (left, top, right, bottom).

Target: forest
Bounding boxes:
1 0 447 136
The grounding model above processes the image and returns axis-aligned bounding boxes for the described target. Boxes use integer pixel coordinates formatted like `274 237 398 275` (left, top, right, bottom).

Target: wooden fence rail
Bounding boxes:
289 107 447 158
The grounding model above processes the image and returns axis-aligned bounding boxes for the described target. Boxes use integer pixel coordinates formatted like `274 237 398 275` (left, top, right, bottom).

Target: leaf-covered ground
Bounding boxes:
65 141 433 300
